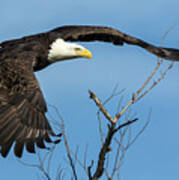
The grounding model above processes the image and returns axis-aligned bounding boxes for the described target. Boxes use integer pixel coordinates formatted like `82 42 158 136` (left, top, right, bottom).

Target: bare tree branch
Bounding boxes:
17 149 54 180
91 119 138 180
60 113 78 180
89 90 114 123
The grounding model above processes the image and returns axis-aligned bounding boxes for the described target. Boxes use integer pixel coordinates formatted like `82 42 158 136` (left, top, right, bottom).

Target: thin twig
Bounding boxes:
84 144 89 170
114 118 138 132
18 155 52 180
136 62 173 101
61 115 78 180
113 60 162 122
89 90 114 123
48 104 78 179
111 128 127 179
161 23 177 45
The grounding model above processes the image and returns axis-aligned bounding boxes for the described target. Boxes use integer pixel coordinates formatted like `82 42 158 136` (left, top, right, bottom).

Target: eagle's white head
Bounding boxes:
48 38 92 62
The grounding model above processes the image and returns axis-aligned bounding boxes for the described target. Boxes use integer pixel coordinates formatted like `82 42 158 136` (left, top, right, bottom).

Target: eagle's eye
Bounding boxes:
74 47 81 51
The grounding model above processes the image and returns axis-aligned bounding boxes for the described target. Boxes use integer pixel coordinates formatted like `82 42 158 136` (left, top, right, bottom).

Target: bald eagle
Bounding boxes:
0 25 178 158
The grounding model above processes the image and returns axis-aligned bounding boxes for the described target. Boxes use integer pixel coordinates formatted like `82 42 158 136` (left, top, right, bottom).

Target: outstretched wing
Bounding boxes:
1 25 179 64
48 25 179 61
0 56 59 158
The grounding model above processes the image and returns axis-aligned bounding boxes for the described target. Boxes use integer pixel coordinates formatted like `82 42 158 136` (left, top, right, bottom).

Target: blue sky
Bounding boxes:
1 0 179 179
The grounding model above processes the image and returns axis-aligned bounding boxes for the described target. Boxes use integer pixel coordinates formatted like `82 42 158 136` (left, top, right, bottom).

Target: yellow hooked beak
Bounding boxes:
75 48 92 59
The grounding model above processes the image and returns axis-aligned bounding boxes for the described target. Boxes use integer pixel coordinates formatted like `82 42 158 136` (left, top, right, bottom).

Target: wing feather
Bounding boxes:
26 140 35 153
14 141 24 158
36 138 46 149
1 141 14 157
0 58 60 158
